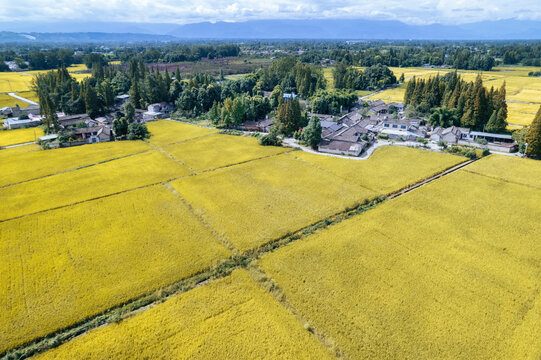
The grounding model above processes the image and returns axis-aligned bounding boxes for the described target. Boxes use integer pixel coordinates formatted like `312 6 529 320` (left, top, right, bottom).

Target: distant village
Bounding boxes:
1 92 517 155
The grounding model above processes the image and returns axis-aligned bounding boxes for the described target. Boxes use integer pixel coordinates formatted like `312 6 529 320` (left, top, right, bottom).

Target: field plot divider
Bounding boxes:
387 159 475 199
1 156 475 359
162 183 240 255
145 141 197 173
196 148 297 175
0 174 192 224
461 169 541 191
0 149 152 189
246 263 344 358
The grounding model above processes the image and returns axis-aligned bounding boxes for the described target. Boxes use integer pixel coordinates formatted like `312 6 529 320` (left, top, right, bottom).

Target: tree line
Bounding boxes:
333 63 397 90
405 72 508 133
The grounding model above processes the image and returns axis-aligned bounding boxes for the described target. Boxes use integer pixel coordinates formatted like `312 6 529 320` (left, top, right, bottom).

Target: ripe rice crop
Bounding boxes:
34 269 333 360
260 169 541 360
291 146 466 194
506 102 540 126
0 93 30 108
0 127 44 147
508 89 541 103
0 150 191 220
0 68 89 93
171 154 377 251
163 133 291 172
0 143 39 158
464 154 541 189
0 72 35 93
0 185 231 352
146 120 217 146
366 87 405 103
0 140 150 187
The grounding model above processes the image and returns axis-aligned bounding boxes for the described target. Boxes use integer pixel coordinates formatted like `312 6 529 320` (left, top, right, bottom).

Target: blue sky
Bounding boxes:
0 0 540 25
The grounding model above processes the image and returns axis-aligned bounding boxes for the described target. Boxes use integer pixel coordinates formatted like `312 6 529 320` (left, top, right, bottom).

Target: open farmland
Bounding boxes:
34 270 333 360
163 133 291 172
464 154 541 189
0 140 150 187
0 150 191 220
1 119 538 359
170 154 378 251
146 120 217 146
291 146 466 194
0 72 35 93
0 127 44 147
0 185 230 352
0 65 89 98
0 93 30 108
0 143 40 158
260 161 541 359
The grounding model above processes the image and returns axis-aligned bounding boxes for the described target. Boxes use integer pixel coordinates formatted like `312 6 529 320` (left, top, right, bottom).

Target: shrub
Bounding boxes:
377 133 389 140
437 140 447 149
475 138 488 145
259 133 282 146
464 149 477 159
126 123 150 140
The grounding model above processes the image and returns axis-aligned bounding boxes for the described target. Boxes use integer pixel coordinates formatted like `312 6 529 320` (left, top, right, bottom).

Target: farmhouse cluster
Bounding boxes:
1 95 174 148
310 99 517 156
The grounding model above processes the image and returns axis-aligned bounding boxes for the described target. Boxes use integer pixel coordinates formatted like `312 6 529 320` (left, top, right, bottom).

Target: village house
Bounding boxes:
378 117 427 141
143 102 174 122
430 126 518 153
72 126 112 144
317 114 373 156
429 126 471 143
2 117 42 129
239 118 274 132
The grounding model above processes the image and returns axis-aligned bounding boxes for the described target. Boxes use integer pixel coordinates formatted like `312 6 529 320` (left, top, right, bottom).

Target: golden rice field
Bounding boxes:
0 150 190 220
260 163 541 360
0 185 230 353
365 86 405 103
146 120 218 146
1 120 539 358
0 127 44 147
163 133 291 172
35 269 333 360
0 93 30 108
171 154 377 251
506 102 541 126
464 154 541 189
0 65 90 94
0 140 150 187
291 146 466 194
365 66 541 126
0 143 40 158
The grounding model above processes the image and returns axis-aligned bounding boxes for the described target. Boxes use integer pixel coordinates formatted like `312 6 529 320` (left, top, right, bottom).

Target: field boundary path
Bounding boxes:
0 148 476 360
7 92 38 105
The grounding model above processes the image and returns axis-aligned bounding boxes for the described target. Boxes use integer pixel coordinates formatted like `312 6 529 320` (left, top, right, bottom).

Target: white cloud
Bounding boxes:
0 0 539 24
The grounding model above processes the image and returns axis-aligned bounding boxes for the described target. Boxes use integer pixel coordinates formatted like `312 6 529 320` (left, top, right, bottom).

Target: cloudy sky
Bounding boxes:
0 0 540 25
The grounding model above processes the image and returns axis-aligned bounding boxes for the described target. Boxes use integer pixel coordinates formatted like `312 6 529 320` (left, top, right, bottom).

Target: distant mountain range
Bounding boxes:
1 19 541 42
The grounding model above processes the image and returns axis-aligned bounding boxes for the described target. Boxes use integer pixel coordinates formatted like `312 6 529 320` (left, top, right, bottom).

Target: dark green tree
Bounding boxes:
302 116 322 148
524 106 541 158
84 85 101 118
127 123 150 140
